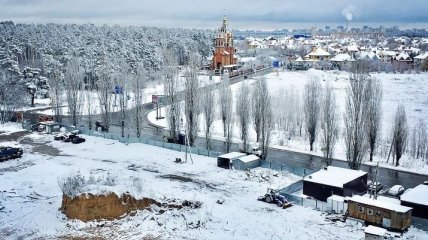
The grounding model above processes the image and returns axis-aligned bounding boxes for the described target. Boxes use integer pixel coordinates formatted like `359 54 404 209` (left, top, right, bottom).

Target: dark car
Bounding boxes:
367 180 384 193
71 136 86 144
0 147 23 162
63 134 78 142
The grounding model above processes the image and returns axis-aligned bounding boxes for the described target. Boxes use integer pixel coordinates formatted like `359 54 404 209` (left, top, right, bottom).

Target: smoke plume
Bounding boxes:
342 5 358 21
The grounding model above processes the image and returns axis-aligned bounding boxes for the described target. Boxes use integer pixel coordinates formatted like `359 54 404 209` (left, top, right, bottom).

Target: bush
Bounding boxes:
58 171 118 197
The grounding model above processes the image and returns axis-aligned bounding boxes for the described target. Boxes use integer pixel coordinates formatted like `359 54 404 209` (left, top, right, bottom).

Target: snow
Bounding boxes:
308 48 331 57
147 69 428 174
331 53 354 62
304 166 367 188
414 52 428 60
238 154 260 163
348 195 412 213
365 225 387 236
400 184 428 206
0 123 426 239
218 151 246 159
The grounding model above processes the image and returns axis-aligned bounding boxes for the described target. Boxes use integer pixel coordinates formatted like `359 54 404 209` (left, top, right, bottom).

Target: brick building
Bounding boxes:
211 15 237 70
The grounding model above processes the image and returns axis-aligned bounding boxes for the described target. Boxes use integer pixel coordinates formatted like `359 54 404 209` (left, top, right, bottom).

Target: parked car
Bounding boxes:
387 185 405 197
71 136 86 144
63 133 79 143
367 180 384 193
0 147 23 161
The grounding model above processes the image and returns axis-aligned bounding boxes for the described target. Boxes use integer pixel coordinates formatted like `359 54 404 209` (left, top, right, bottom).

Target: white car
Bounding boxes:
387 185 405 197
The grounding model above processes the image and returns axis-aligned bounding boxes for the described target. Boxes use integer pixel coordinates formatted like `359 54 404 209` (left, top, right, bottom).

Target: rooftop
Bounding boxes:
400 184 428 206
304 166 367 188
218 152 246 160
348 195 412 213
238 154 260 163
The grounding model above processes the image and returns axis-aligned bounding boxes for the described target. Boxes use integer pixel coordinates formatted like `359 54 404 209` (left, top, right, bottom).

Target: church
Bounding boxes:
211 15 237 71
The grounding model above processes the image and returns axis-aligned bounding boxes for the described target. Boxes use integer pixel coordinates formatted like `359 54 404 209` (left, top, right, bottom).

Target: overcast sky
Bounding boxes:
1 0 427 30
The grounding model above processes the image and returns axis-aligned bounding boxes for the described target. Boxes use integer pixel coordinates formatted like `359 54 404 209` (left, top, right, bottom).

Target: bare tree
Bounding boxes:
163 48 181 142
84 90 94 130
115 58 130 137
258 78 273 160
410 119 427 160
321 84 339 166
344 62 370 170
184 66 199 146
365 78 383 161
219 76 232 137
64 57 85 126
46 62 64 123
236 82 251 152
392 105 408 166
303 80 321 151
252 78 264 142
131 63 146 138
0 70 26 123
201 88 216 150
95 57 115 132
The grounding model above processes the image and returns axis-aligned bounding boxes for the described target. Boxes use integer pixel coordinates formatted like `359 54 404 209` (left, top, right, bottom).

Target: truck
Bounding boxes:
239 141 262 157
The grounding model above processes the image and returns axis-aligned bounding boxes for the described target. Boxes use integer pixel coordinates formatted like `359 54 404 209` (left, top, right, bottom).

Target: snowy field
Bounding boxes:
1 123 427 239
149 69 428 174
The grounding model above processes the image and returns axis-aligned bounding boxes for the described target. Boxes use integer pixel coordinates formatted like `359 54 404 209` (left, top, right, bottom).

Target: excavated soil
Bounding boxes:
60 192 201 222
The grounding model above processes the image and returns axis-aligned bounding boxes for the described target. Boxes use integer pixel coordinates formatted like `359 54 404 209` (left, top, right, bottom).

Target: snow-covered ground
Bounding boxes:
148 69 428 175
1 123 426 239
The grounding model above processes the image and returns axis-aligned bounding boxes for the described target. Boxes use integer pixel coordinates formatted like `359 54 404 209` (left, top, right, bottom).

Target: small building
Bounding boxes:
400 184 428 219
217 152 247 169
305 47 331 61
347 195 412 231
364 225 387 240
232 154 260 170
303 166 367 201
38 121 62 134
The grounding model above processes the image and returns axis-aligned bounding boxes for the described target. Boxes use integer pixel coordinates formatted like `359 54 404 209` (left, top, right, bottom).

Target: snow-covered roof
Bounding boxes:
295 57 304 62
331 53 355 62
365 225 387 236
347 45 359 52
308 47 331 57
395 52 411 61
304 166 367 188
218 152 246 160
400 184 428 206
414 52 428 60
348 195 412 213
237 154 260 163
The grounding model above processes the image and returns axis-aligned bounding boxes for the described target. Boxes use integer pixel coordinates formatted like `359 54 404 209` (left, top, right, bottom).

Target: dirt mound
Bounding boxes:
60 193 201 222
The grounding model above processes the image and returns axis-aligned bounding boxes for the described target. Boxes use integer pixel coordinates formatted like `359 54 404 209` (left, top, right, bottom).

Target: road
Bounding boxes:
23 68 427 190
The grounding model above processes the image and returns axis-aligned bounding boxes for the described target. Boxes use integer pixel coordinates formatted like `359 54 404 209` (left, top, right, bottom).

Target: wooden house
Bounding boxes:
347 195 412 231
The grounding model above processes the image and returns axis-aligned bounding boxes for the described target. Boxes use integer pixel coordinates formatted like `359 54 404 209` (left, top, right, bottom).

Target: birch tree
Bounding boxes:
236 83 251 152
46 62 64 123
64 57 85 126
321 84 338 166
303 80 321 151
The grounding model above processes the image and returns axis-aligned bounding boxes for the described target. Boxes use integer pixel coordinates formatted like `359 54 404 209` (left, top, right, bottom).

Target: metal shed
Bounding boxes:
232 154 260 170
38 121 62 134
303 166 368 201
217 152 247 169
364 225 387 240
400 184 428 219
